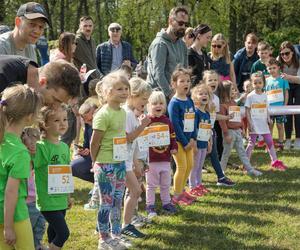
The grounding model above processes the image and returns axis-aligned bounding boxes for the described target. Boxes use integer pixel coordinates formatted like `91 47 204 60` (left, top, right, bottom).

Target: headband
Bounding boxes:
0 99 7 106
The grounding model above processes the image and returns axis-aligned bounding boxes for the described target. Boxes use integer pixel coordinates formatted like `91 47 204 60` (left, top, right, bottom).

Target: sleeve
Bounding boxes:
149 43 172 97
93 110 108 131
125 110 136 133
284 79 290 90
192 106 198 140
8 152 30 179
32 143 46 170
233 55 241 79
219 104 229 136
128 43 138 69
168 119 178 151
96 44 104 75
244 94 251 108
250 61 257 74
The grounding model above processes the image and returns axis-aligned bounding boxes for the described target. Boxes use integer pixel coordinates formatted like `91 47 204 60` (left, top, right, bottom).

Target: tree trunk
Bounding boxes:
229 0 237 54
60 0 65 32
83 0 89 15
95 0 102 42
43 0 54 39
0 0 5 22
75 0 84 33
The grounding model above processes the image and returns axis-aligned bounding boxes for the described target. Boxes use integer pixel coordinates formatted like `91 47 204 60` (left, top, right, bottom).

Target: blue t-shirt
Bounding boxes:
265 76 289 106
195 109 211 149
168 97 197 147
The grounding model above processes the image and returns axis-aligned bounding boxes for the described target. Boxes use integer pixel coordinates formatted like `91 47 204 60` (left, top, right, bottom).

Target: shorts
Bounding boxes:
271 115 286 124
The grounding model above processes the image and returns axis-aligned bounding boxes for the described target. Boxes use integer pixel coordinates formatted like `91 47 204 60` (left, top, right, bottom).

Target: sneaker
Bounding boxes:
189 187 204 197
257 140 265 148
162 203 177 214
83 201 99 211
131 214 151 228
114 236 132 249
247 169 262 177
98 238 127 250
217 177 235 187
196 184 210 194
121 224 145 238
271 160 287 171
146 205 157 219
172 194 192 206
275 141 284 152
284 139 292 150
293 138 300 150
183 191 197 202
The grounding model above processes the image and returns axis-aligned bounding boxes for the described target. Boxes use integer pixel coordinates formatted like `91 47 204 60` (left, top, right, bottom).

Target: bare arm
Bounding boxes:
284 89 289 105
126 114 150 143
90 129 105 163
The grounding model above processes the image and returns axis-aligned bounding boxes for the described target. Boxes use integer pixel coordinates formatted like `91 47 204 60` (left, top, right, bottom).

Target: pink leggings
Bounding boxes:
246 133 277 162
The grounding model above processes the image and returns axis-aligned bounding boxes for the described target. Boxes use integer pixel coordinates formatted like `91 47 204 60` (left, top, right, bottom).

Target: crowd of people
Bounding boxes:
0 2 299 250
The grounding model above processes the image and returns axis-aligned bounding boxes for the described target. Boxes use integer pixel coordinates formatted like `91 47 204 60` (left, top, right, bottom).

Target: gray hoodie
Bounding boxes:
147 29 188 97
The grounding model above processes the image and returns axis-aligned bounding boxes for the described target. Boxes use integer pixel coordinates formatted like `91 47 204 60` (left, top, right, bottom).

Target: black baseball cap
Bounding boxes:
17 2 50 26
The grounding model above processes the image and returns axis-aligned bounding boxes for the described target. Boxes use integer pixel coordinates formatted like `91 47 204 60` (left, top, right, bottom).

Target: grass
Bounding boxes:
54 148 299 250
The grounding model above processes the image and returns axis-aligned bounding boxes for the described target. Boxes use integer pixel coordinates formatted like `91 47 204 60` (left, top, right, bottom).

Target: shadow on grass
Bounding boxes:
73 187 92 205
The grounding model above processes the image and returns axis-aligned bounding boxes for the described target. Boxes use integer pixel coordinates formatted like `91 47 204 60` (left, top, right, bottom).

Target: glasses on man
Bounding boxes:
212 44 222 49
174 19 189 27
280 51 291 57
110 27 121 33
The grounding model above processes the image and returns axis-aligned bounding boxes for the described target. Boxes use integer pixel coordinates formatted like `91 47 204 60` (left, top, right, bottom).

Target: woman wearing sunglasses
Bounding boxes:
278 41 300 150
209 33 236 85
187 24 213 87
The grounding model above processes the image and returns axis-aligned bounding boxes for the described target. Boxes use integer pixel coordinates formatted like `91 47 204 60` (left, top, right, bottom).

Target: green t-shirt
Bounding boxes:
0 132 30 223
33 140 70 211
250 59 269 76
92 104 126 163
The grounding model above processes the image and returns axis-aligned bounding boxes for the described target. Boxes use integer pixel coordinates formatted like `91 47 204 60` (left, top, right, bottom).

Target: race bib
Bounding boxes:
148 125 170 147
48 165 74 194
197 123 212 142
229 106 241 122
183 113 195 132
251 103 267 119
137 128 149 152
267 89 284 104
113 137 127 161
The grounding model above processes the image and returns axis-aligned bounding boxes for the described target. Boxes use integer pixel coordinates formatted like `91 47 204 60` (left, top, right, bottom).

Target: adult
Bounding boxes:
278 41 300 150
0 2 49 62
96 22 137 76
233 33 259 92
73 16 100 79
36 35 49 65
0 55 80 107
183 27 194 49
0 25 10 35
188 24 212 87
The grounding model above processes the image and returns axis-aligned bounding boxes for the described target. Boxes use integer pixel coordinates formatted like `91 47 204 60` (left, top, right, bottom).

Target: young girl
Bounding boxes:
168 67 197 206
245 73 287 171
22 128 47 250
145 91 178 217
122 77 152 238
218 80 262 176
34 105 72 250
210 33 236 84
189 84 212 196
90 71 130 249
203 70 235 186
0 85 42 249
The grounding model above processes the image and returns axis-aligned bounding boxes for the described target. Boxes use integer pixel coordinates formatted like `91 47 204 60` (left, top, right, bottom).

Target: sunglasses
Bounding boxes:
280 51 291 57
174 19 189 27
110 27 121 32
212 44 222 49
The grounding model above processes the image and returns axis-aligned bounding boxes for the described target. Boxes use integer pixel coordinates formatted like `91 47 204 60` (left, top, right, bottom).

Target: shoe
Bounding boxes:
257 140 265 148
275 141 284 152
172 194 192 206
83 201 99 211
131 214 151 228
189 187 204 197
98 238 127 250
183 191 197 202
146 205 157 219
247 169 262 177
217 177 235 187
162 203 177 214
293 138 300 150
284 139 292 150
114 236 132 249
271 160 287 171
196 184 210 193
121 224 145 238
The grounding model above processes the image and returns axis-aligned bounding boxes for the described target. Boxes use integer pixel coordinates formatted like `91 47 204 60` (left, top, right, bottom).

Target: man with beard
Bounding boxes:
147 6 189 100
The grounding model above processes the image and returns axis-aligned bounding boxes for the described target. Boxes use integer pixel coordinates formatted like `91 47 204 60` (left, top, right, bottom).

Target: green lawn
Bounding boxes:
60 149 299 250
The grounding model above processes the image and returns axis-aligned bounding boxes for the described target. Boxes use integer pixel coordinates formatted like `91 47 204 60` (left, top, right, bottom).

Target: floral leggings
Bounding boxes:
95 162 126 240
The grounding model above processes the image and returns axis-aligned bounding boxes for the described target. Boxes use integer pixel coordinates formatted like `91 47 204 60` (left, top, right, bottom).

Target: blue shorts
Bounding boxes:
271 115 286 124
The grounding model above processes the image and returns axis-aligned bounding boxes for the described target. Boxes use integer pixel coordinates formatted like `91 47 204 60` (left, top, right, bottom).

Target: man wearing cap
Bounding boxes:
147 6 189 99
0 2 49 62
96 22 138 76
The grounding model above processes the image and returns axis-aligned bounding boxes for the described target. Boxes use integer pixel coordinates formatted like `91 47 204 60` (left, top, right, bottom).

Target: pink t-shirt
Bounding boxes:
26 169 36 204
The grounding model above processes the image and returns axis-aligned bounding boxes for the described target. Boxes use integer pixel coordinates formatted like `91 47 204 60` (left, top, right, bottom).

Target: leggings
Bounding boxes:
285 83 300 139
42 209 69 248
214 121 223 160
189 148 207 188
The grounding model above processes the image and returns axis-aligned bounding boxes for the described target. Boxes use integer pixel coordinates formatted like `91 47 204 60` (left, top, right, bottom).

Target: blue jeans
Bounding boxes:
71 155 94 183
27 202 46 249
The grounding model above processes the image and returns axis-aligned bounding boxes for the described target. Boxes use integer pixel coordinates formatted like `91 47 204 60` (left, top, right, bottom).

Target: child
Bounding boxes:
122 77 152 238
0 85 42 249
22 128 47 250
250 41 271 76
34 105 73 249
209 33 236 84
90 71 130 249
189 84 212 196
168 67 197 205
202 70 235 186
145 91 178 218
218 80 262 176
266 58 289 150
245 73 287 171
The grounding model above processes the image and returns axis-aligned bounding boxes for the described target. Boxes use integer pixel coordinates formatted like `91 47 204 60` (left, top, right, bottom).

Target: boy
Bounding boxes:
266 58 289 150
250 41 271 76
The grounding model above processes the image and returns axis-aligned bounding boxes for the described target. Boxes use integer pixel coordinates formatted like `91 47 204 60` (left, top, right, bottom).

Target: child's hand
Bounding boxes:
207 141 212 154
78 148 90 156
134 161 143 178
68 197 74 209
268 117 273 125
224 135 232 144
4 227 16 246
227 113 235 120
170 149 178 155
184 142 192 151
139 114 151 127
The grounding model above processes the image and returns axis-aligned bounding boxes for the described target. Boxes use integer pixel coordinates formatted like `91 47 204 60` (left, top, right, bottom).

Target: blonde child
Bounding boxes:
218 80 262 176
145 91 178 218
34 105 72 250
189 84 212 196
245 73 287 171
90 71 130 249
168 67 197 206
210 33 236 84
202 70 235 186
121 77 152 238
0 85 42 250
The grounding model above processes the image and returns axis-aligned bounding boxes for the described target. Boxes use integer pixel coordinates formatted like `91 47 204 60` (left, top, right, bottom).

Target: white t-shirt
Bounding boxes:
245 91 270 135
210 94 220 126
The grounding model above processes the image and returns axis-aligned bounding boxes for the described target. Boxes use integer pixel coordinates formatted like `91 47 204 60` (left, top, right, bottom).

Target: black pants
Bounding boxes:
42 209 69 247
285 84 300 139
214 121 224 160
